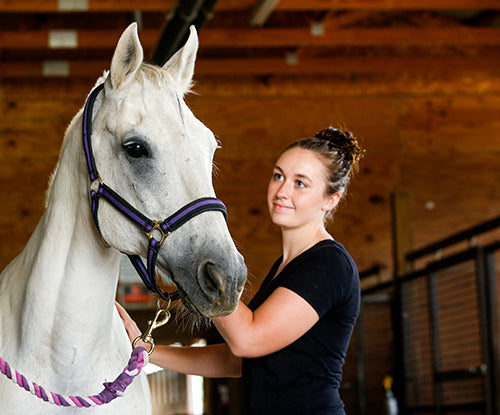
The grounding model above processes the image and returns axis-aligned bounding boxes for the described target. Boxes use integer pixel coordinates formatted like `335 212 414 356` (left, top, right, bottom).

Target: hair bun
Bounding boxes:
315 126 364 168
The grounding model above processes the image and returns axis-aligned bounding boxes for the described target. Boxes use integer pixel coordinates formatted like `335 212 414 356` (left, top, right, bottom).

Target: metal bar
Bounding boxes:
391 278 406 414
475 247 500 415
485 239 500 252
249 0 280 27
361 280 394 296
407 214 500 262
427 271 443 414
356 306 367 415
359 265 381 280
434 367 486 382
406 402 485 413
362 248 477 295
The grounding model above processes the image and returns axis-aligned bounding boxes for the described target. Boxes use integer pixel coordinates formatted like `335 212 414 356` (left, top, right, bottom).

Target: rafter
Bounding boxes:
1 27 499 49
274 0 500 10
0 0 499 12
201 27 500 47
1 56 498 78
0 0 176 12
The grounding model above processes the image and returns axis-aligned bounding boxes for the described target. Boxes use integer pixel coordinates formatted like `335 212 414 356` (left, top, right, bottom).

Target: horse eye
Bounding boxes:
124 143 149 158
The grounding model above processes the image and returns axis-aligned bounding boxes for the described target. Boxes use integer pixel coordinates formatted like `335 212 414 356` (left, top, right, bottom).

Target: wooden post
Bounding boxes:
390 190 414 415
391 190 414 277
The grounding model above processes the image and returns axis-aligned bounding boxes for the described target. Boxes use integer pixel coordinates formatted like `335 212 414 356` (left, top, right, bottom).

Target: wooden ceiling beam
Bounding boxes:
194 56 500 76
1 27 500 49
275 0 500 10
0 0 176 12
0 29 157 49
1 56 498 78
1 0 500 12
199 27 500 47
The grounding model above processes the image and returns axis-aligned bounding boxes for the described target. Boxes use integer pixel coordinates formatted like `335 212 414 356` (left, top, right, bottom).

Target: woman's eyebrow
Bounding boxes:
295 173 312 182
274 165 312 182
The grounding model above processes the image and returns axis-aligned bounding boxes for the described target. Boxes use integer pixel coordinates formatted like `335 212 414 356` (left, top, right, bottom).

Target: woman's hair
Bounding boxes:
284 126 364 197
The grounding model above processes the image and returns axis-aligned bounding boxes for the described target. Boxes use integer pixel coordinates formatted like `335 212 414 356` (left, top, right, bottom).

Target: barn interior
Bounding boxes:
0 1 499 414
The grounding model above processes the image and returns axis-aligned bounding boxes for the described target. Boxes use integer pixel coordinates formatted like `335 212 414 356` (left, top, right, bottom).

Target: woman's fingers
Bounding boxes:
115 301 142 342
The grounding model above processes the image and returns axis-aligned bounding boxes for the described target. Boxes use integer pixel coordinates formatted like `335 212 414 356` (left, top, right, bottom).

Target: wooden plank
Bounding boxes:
276 0 500 10
0 61 110 79
199 27 500 47
1 56 499 78
1 81 499 281
0 0 175 12
3 71 500 101
399 96 500 154
391 191 414 276
191 72 500 98
0 29 156 49
194 56 500 76
0 0 499 12
1 27 499 49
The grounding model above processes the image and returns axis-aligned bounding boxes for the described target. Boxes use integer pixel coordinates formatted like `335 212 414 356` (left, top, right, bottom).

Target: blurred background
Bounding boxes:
1 1 499 414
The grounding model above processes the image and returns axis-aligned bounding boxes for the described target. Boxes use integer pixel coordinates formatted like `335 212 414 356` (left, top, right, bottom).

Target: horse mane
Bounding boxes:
140 63 195 96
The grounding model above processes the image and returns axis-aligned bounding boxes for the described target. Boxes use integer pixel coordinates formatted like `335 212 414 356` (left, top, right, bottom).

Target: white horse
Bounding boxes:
0 23 246 414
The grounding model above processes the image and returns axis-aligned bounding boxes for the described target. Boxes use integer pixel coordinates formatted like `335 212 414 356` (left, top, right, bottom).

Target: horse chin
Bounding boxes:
157 265 240 318
156 270 212 317
177 289 205 316
176 286 236 318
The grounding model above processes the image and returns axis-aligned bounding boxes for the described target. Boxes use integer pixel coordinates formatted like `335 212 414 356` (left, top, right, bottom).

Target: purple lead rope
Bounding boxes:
0 347 148 408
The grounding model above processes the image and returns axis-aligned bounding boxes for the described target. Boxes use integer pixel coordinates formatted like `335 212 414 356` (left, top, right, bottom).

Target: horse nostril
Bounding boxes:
198 261 226 298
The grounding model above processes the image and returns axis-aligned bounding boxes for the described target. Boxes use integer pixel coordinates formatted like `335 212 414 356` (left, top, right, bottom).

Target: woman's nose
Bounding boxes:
277 181 292 198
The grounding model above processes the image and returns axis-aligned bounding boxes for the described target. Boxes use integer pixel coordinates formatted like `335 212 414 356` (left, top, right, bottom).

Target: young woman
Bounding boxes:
117 126 363 414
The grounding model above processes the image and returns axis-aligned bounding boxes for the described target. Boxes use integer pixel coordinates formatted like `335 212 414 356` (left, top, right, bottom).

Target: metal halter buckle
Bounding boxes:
146 221 170 246
132 307 171 355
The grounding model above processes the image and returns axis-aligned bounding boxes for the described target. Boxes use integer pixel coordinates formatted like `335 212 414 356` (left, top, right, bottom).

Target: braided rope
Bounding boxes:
0 347 149 408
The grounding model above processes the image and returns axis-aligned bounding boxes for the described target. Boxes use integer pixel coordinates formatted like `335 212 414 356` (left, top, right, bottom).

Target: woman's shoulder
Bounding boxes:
302 240 357 274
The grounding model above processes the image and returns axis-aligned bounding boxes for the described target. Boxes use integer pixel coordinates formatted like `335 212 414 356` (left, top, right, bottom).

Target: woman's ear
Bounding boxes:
323 192 341 212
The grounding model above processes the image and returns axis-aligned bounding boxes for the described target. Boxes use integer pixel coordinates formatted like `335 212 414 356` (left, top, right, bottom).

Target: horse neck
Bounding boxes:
7 120 122 359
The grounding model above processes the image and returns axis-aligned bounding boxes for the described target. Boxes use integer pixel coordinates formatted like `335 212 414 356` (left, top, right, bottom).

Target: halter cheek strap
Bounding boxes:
82 83 227 302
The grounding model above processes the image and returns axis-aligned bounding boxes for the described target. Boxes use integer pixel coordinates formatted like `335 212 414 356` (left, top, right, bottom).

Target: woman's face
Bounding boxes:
267 147 339 230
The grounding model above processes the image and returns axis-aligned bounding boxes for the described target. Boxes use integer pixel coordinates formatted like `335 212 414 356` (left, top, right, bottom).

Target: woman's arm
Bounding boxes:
115 301 241 378
149 343 241 378
213 287 319 358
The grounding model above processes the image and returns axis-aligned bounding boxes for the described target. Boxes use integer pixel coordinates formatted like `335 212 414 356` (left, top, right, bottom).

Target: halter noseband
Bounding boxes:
82 83 227 302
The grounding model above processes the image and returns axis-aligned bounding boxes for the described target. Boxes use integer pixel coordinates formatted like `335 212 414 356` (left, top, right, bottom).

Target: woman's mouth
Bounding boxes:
273 202 293 211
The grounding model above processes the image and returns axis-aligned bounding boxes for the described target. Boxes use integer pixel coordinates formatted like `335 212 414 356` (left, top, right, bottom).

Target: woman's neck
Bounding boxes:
278 223 332 273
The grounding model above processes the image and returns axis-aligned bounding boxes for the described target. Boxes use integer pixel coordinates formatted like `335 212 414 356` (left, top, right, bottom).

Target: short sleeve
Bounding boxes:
278 244 357 318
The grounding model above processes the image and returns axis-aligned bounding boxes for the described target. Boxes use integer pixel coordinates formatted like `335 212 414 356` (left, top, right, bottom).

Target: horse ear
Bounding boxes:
162 25 199 93
109 23 144 89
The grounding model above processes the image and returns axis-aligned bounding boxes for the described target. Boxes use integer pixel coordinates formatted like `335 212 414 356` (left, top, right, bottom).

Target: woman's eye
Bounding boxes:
296 180 305 188
272 172 282 180
124 143 149 158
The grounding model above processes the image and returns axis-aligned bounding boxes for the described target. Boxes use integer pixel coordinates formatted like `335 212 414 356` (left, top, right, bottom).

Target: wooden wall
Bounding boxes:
1 61 499 415
1 68 499 290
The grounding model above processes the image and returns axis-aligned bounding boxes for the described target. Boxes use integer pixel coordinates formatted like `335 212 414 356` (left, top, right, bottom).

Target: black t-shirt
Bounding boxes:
241 240 360 415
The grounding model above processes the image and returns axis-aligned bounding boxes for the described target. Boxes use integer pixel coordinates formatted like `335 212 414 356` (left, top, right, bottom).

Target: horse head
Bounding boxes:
84 23 246 317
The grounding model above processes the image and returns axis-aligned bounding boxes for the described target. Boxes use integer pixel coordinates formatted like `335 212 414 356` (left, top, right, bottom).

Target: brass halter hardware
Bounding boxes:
146 221 170 246
132 307 171 355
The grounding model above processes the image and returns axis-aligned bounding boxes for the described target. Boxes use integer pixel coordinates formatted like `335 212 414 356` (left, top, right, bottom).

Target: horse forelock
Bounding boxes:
139 63 194 96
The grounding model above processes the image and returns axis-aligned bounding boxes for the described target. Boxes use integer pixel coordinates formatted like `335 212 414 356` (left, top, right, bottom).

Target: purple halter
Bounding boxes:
82 83 227 302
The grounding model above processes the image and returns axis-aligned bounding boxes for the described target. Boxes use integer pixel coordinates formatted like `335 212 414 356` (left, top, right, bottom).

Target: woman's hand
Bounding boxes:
115 301 142 344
